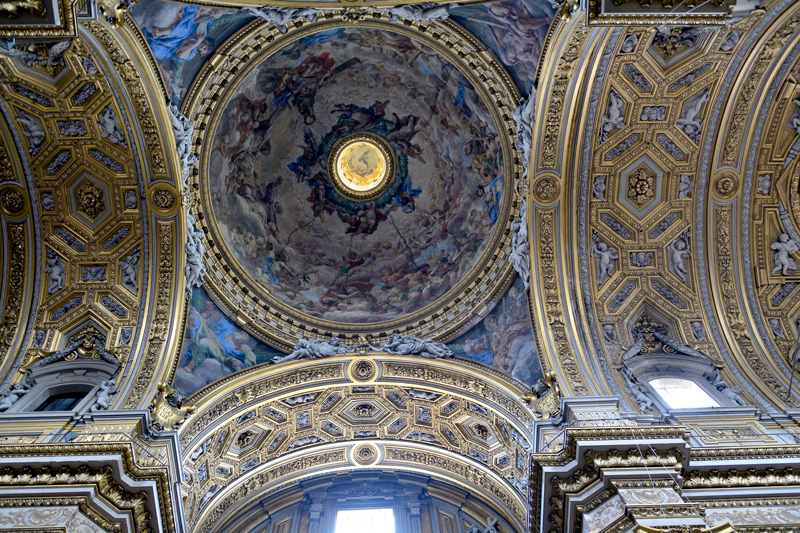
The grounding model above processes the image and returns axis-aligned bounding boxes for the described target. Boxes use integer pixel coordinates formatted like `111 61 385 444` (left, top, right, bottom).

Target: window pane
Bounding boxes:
335 509 394 533
649 378 719 409
34 392 84 412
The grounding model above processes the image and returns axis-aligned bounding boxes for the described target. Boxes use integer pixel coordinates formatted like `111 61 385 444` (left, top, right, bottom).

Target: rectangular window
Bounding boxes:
335 509 395 533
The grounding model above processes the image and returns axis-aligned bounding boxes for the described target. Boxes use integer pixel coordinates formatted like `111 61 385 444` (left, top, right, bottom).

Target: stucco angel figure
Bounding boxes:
120 248 141 292
378 3 451 24
510 199 530 290
374 333 453 359
185 214 207 299
98 106 126 147
244 6 320 33
513 93 536 174
271 337 352 364
677 88 710 142
678 174 693 199
598 91 625 142
771 233 798 275
16 110 46 155
712 373 746 406
621 366 653 411
0 383 29 411
591 239 618 287
44 250 66 294
168 104 197 184
789 100 800 135
0 41 69 69
667 235 691 283
90 379 117 412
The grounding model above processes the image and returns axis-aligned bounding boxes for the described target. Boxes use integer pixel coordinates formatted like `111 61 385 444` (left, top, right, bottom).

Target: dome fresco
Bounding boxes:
131 0 252 105
127 0 555 393
130 0 555 107
206 27 506 324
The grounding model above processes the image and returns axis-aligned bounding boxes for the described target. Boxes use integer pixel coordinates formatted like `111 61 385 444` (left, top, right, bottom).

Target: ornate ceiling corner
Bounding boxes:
525 4 796 412
0 19 191 410
695 0 800 412
0 0 77 38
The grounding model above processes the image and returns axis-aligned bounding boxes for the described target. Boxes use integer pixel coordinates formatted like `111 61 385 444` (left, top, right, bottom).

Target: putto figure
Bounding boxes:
90 380 117 411
271 337 352 364
377 3 451 23
374 333 453 359
45 250 66 294
0 383 29 411
771 233 798 276
591 237 618 287
244 6 320 33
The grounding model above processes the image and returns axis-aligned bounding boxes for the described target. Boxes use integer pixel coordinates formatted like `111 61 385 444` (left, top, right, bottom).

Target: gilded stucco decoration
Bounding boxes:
0 17 188 411
529 0 800 411
176 352 544 533
0 0 77 38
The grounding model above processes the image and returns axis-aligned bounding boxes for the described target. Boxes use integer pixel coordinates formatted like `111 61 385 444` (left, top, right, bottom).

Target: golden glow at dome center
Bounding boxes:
337 141 386 192
329 133 395 201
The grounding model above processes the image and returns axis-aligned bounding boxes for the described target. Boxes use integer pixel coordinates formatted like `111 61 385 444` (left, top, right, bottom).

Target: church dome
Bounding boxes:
188 18 523 345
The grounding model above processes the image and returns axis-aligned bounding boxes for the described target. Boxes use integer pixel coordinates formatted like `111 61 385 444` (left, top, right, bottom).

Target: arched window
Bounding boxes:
619 320 746 412
648 378 720 410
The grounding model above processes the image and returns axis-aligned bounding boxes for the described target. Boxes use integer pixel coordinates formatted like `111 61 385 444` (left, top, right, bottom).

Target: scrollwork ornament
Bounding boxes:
340 7 367 22
149 382 196 432
152 188 176 211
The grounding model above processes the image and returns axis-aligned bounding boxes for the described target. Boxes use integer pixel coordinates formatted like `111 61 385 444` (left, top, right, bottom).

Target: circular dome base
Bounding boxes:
185 16 522 347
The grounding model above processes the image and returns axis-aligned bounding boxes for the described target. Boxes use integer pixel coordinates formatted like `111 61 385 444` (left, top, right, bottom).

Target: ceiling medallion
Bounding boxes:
350 359 377 382
185 17 521 348
714 173 738 198
352 443 378 466
329 133 395 201
533 176 559 203
0 187 25 216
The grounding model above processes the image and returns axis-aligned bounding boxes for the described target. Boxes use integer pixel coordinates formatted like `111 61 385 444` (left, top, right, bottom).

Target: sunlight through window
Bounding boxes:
649 378 720 409
335 509 395 533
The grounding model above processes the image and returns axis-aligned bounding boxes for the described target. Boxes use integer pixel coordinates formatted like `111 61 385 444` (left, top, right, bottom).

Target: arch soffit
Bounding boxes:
528 1 800 411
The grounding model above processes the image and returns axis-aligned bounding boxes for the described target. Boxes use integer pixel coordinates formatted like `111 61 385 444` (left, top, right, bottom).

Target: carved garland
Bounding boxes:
538 209 590 395
123 221 175 408
0 224 26 371
539 20 590 170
